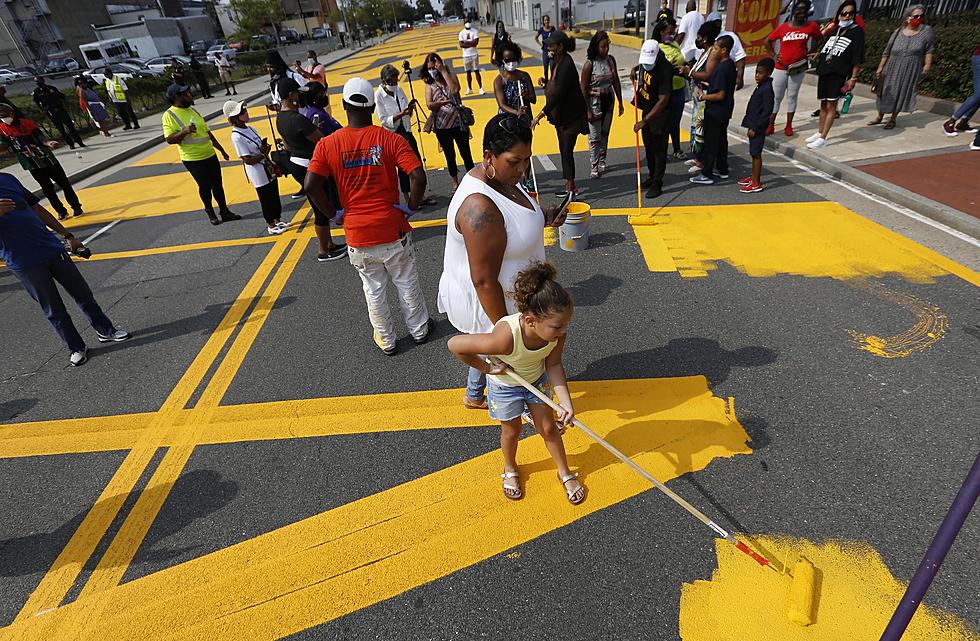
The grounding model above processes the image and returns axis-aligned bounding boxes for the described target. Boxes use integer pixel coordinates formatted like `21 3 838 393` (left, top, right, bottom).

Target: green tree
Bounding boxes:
229 0 284 35
441 0 464 18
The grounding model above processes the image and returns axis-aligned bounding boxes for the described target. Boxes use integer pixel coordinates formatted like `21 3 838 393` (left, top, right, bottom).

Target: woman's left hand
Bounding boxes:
618 102 625 117
544 204 566 227
556 404 575 427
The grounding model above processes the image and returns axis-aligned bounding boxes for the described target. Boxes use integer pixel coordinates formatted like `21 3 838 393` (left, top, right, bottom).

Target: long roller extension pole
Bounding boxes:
518 81 540 202
631 77 642 211
503 365 774 570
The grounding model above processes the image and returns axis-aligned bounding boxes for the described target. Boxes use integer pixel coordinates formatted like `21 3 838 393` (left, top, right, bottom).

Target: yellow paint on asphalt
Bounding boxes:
632 226 678 272
679 536 980 641
0 376 753 640
846 280 948 358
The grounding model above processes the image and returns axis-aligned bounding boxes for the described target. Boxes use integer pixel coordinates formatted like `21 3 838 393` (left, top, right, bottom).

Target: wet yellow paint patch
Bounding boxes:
846 280 948 358
679 536 980 641
630 202 958 283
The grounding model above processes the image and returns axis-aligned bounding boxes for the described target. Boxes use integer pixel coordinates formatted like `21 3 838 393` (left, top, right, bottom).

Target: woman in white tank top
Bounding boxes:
438 114 567 409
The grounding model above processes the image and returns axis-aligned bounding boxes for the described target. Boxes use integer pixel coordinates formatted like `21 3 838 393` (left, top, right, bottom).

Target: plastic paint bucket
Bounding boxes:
559 202 591 252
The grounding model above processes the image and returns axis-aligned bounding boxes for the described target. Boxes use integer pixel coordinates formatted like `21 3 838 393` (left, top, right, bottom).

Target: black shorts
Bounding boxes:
817 73 846 101
749 133 766 157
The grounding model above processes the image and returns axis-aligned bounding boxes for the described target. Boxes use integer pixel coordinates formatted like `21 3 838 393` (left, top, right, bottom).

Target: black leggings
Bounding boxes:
395 126 423 194
30 163 80 215
182 154 227 212
288 161 340 226
434 127 474 179
555 119 583 182
255 181 281 225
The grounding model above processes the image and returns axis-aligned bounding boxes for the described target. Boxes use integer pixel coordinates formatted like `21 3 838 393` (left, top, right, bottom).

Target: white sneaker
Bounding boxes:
275 221 289 228
684 158 697 166
971 143 980 151
805 132 821 143
688 164 702 174
97 329 130 343
717 173 729 180
70 348 88 366
807 137 828 149
267 225 284 235
478 87 486 95
463 88 472 95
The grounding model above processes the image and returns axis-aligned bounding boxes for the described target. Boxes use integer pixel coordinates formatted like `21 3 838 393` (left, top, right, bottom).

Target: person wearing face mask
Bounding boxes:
532 31 588 195
300 50 327 86
0 104 83 219
535 15 557 84
375 64 433 205
808 0 864 149
704 12 748 89
422 52 475 190
493 42 537 191
633 39 674 197
490 20 511 68
162 83 240 226
214 51 237 96
582 31 624 179
459 20 485 95
868 4 932 131
765 0 822 137
225 100 285 235
677 0 705 63
266 51 307 110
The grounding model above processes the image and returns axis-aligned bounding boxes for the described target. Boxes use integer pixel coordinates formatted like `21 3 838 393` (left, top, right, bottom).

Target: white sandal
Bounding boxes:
501 471 522 500
559 472 586 505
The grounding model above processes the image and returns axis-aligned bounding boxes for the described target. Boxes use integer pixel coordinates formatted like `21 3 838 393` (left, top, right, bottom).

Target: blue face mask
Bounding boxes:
641 63 655 71
838 18 853 27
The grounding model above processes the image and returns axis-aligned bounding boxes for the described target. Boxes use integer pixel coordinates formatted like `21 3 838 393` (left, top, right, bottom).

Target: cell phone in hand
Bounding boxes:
556 190 574 217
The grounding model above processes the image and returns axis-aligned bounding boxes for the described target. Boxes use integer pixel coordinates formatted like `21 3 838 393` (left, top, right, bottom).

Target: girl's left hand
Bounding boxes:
486 358 509 376
556 404 575 427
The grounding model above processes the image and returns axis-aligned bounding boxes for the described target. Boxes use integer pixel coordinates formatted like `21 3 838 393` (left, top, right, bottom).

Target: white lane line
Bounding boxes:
536 155 557 171
726 130 980 249
81 220 121 245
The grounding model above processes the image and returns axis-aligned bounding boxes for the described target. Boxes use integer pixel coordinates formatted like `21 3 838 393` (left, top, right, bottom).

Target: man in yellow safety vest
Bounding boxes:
103 68 140 130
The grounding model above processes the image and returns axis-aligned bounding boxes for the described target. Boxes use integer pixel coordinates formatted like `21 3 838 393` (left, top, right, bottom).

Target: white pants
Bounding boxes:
348 234 430 348
462 56 480 72
772 68 806 115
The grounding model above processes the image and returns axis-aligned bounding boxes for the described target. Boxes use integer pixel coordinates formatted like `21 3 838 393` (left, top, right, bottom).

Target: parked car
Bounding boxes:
0 68 30 84
397 21 409 30
206 44 237 63
279 29 302 44
623 2 646 27
43 58 80 76
144 55 190 72
188 40 212 56
120 57 149 67
83 62 163 84
443 16 462 24
311 27 330 40
250 34 276 48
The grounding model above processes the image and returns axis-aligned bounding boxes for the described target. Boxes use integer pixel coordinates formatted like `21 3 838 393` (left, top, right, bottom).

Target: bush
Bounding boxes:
236 51 269 75
858 11 980 103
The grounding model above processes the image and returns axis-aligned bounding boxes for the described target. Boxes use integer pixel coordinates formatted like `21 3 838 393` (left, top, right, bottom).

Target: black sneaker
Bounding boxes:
644 185 662 198
219 210 242 221
317 244 347 262
640 176 653 188
206 210 221 225
413 318 436 344
96 329 131 343
57 211 68 220
73 208 83 217
291 189 306 200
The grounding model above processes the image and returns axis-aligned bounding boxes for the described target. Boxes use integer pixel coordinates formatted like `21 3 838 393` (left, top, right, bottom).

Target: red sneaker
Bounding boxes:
765 123 775 136
784 124 795 136
740 182 764 194
737 176 754 186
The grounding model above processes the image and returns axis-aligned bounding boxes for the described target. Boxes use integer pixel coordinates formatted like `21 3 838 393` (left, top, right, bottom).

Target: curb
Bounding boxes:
749 130 980 239
46 41 384 195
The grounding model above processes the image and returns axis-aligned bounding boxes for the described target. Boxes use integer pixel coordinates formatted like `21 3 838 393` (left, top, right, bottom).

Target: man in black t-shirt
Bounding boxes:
691 35 737 184
31 77 84 149
634 40 675 198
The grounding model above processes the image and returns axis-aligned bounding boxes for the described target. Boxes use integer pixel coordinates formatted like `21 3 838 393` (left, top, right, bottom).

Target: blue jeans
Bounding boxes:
466 364 486 400
952 55 980 121
668 87 686 153
542 51 554 82
13 252 115 352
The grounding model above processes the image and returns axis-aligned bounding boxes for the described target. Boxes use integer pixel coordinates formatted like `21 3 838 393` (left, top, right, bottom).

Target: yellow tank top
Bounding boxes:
487 313 557 388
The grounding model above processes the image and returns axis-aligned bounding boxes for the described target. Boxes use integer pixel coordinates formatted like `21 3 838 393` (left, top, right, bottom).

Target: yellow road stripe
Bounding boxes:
0 376 751 641
12 234 296 623
77 236 310 603
632 227 678 273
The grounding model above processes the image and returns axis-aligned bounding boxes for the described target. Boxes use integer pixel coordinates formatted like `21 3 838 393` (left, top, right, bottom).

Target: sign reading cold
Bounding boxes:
731 0 783 63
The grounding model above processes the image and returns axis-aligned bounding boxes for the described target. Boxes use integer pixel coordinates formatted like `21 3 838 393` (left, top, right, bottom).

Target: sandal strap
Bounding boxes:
559 472 579 484
501 471 520 479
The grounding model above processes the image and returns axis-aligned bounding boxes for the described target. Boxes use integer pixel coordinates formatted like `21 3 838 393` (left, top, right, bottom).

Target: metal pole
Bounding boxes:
879 452 980 641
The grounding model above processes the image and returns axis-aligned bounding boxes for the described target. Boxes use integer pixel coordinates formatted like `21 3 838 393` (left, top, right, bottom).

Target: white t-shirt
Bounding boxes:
230 125 271 188
693 29 747 63
459 28 480 59
678 10 705 61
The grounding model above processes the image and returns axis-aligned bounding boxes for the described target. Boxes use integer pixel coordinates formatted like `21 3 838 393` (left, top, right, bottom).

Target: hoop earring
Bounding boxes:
486 163 496 180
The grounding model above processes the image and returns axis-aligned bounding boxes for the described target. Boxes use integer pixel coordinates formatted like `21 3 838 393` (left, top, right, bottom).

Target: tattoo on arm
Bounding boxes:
464 204 495 232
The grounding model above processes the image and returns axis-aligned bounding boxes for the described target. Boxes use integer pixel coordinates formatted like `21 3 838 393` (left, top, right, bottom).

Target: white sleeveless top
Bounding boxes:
438 173 545 335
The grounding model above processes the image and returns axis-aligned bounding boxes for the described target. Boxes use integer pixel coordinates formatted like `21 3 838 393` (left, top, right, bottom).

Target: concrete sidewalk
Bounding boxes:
6 40 383 198
506 27 978 237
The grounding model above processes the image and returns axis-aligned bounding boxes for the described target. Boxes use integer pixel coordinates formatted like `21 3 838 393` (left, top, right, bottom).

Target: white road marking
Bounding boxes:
81 220 121 245
537 155 557 171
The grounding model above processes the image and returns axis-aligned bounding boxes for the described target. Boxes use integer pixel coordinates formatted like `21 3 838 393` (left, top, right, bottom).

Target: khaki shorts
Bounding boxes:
461 56 480 72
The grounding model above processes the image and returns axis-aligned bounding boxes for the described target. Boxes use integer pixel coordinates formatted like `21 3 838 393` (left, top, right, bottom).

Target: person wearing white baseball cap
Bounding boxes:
633 39 675 198
224 100 285 235
305 78 434 355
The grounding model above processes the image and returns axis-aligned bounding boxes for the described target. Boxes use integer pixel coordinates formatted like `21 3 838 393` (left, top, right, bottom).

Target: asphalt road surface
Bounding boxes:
0 26 977 641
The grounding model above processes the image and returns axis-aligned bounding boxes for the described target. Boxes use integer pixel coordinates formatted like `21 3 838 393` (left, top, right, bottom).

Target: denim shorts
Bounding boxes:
749 133 765 157
488 372 551 421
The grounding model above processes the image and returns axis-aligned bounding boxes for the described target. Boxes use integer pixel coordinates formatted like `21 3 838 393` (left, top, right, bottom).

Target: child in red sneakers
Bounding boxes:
739 58 775 194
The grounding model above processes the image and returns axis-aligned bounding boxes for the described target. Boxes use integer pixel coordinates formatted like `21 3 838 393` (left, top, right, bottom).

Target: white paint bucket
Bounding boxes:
559 202 591 252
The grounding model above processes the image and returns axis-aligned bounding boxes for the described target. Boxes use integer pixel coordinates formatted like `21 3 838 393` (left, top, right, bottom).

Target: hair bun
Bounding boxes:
510 261 571 317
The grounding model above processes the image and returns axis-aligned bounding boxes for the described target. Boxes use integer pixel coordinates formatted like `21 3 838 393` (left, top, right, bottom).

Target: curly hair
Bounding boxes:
510 261 573 317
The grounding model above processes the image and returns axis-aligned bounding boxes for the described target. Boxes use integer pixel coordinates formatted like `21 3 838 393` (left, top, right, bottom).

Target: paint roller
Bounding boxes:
499 364 819 626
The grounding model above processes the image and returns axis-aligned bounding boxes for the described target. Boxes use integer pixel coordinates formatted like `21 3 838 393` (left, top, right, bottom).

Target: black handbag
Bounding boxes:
265 105 293 174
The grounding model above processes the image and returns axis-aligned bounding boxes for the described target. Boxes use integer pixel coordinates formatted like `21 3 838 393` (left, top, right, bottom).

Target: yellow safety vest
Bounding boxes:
105 76 126 101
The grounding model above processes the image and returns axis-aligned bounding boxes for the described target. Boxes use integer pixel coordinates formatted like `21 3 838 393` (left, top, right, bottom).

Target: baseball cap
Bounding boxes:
544 30 571 47
276 77 308 98
707 11 723 21
222 100 245 118
166 83 191 102
343 77 376 107
638 39 661 65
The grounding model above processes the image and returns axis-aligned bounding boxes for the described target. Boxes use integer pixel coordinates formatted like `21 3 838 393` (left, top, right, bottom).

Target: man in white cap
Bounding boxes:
633 39 675 198
706 11 747 89
305 78 433 355
459 20 484 94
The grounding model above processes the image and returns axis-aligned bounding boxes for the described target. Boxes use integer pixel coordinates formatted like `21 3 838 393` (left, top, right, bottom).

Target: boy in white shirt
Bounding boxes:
459 22 484 95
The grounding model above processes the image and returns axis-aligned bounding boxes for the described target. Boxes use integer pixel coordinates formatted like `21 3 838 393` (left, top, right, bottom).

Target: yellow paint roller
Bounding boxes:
499 363 820 626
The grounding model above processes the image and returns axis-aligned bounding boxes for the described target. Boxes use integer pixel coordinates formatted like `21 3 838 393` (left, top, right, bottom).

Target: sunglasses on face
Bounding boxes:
840 10 854 16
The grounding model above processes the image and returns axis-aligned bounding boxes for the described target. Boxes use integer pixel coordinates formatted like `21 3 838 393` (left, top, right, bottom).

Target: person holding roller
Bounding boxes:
448 261 585 505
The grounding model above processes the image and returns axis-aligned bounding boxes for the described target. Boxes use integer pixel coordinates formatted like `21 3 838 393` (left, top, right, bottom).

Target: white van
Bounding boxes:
78 38 133 69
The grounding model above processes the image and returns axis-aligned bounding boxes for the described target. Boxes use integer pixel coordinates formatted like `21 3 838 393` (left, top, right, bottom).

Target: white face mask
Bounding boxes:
837 18 853 27
307 58 316 66
1 117 12 124
464 22 471 29
503 61 518 71
429 68 440 79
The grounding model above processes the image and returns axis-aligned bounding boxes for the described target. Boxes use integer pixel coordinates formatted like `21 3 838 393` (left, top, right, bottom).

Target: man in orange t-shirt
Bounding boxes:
306 77 432 356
